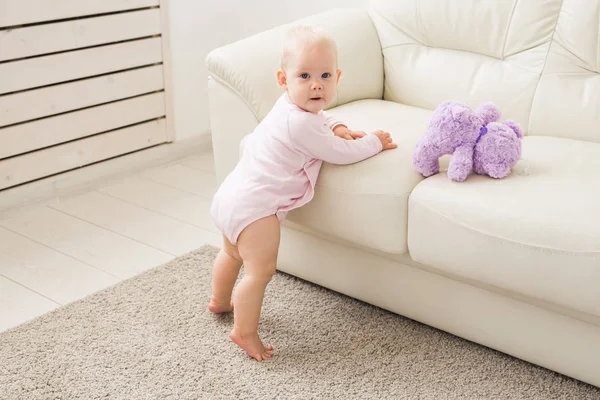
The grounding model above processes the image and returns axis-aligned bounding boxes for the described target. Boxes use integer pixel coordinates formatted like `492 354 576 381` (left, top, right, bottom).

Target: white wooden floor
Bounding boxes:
0 147 222 333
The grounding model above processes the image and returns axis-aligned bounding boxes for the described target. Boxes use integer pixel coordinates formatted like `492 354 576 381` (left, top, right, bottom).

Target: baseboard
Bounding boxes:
0 134 213 215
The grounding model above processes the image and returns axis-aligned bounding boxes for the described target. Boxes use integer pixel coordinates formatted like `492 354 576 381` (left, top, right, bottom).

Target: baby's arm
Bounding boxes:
288 112 382 165
323 111 366 140
323 111 345 131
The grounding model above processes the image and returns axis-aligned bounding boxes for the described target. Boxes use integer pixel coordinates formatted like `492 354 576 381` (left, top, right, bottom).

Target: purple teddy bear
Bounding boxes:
413 100 523 182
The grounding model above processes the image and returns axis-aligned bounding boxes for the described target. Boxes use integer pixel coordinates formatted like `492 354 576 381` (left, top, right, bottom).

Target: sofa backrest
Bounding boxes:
528 0 600 142
369 0 600 143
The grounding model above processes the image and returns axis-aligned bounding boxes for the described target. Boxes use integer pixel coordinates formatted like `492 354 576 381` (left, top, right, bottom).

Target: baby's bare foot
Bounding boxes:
207 297 233 313
229 330 273 362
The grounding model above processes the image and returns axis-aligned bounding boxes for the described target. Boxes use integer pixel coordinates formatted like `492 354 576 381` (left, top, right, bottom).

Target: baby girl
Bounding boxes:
208 25 397 361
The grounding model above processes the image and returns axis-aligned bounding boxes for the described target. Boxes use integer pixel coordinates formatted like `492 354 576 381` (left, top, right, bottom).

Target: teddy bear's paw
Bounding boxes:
486 165 513 179
447 167 470 182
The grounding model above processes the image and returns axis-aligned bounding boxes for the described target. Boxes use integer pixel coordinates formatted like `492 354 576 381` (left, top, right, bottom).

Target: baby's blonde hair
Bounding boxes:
280 25 338 70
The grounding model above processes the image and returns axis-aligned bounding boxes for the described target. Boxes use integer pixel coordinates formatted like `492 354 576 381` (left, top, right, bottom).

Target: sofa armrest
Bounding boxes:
206 8 384 182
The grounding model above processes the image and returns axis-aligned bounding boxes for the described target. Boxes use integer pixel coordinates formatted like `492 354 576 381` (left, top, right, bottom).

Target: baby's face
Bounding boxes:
277 42 341 114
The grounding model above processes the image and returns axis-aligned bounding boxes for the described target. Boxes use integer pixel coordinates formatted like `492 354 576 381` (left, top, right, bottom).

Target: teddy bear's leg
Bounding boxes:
412 141 441 177
448 145 474 182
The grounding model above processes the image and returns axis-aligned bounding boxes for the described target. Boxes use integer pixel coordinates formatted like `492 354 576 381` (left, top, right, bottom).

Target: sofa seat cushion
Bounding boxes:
408 136 600 318
240 99 432 254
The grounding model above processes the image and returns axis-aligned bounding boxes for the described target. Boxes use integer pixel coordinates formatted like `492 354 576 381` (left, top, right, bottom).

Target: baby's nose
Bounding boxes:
311 81 322 90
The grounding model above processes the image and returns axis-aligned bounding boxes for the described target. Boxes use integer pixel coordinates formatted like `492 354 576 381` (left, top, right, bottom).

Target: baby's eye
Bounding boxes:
322 73 331 79
300 73 309 79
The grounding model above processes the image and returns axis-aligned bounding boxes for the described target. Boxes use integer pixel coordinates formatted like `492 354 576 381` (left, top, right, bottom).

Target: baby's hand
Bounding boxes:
372 130 397 150
333 126 366 140
348 130 366 139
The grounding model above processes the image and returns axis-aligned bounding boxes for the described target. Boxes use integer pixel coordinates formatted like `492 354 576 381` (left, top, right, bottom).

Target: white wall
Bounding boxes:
167 0 370 141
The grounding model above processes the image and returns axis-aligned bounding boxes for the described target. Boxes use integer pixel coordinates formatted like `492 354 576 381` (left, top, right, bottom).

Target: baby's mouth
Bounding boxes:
310 97 323 101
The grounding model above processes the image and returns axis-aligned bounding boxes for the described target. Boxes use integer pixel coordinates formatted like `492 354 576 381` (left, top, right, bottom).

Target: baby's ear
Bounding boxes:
336 69 342 83
276 69 288 90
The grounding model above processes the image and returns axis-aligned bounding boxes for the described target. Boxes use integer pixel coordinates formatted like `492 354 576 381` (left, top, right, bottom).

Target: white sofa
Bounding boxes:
205 0 600 387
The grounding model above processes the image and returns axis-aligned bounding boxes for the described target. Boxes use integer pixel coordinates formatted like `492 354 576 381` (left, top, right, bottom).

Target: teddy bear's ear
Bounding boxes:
505 120 523 138
476 102 501 125
450 105 468 117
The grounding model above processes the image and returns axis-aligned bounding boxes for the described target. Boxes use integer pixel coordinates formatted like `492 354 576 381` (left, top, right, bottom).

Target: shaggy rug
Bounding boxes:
1 245 598 399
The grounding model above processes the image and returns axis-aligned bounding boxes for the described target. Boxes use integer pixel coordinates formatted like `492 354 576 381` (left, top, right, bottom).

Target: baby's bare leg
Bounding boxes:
208 237 242 313
230 215 279 362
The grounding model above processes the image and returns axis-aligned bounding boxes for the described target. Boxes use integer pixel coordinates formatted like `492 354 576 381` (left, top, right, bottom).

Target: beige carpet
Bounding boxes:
1 246 598 399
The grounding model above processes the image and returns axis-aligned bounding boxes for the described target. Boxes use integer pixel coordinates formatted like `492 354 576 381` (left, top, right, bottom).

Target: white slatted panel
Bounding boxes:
0 8 162 62
0 93 166 159
0 1 173 191
0 0 159 27
0 119 167 190
0 38 163 94
0 65 164 127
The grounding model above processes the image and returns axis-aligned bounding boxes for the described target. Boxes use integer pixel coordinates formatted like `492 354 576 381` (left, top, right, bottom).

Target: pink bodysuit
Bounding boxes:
210 93 383 245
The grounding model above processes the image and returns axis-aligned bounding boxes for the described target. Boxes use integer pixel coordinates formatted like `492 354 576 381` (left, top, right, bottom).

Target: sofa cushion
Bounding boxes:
408 136 600 318
241 100 432 254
